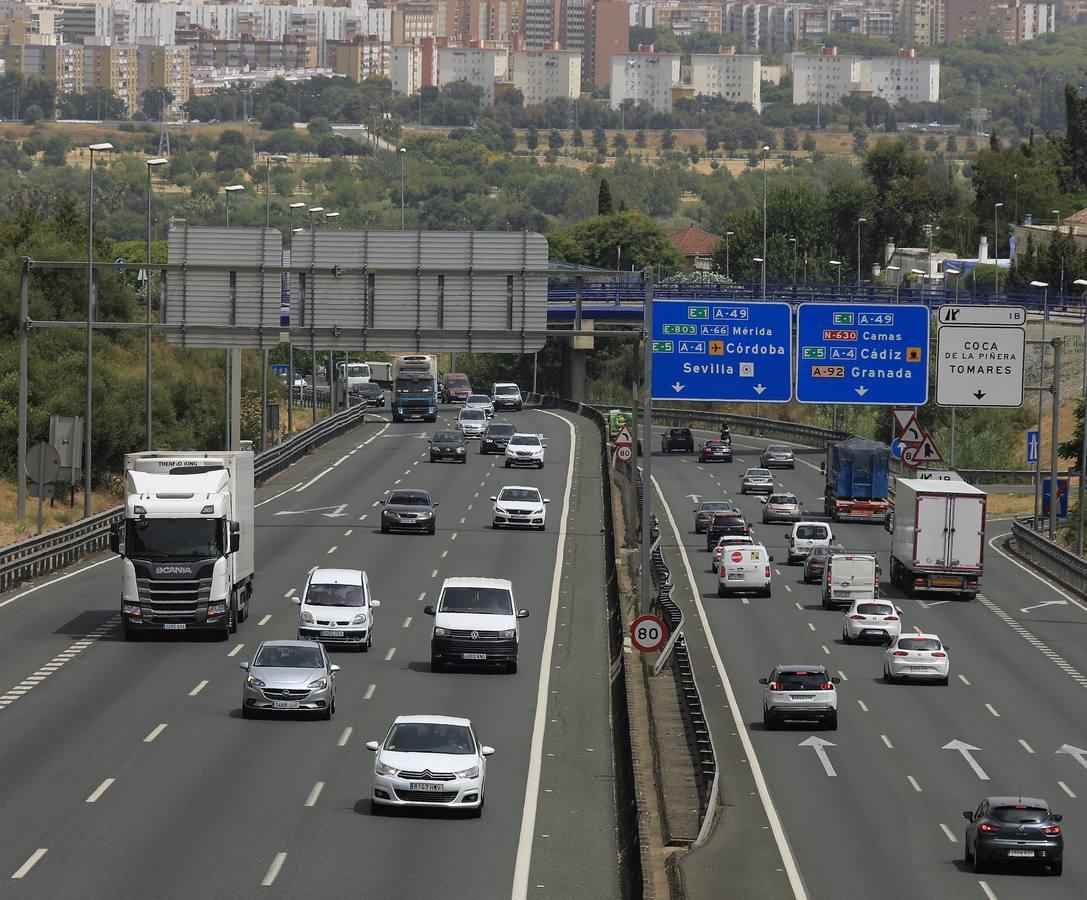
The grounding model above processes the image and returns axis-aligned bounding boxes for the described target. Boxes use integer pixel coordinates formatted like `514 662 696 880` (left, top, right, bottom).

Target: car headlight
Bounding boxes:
456 447 465 453
301 611 315 624
434 627 446 637
307 676 328 690
501 629 515 639
351 613 368 625
495 507 509 515
455 765 480 779
375 760 400 777
419 510 433 518
123 603 141 615
246 674 265 688
382 509 396 518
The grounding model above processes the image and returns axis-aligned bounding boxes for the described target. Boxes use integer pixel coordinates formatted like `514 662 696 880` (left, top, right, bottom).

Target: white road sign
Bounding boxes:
935 324 1025 407
937 305 1026 326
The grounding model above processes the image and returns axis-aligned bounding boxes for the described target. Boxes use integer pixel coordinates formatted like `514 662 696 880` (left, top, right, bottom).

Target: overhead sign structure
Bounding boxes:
795 304 929 405
652 301 792 402
629 614 668 653
936 306 1026 408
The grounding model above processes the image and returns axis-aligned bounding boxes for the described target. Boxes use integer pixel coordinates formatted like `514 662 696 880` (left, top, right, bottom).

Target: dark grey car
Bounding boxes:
480 422 517 455
964 796 1063 875
380 489 438 534
802 544 847 583
429 430 467 463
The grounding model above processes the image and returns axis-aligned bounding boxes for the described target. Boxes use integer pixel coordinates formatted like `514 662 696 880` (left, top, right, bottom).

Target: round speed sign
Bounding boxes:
616 445 632 462
630 614 668 653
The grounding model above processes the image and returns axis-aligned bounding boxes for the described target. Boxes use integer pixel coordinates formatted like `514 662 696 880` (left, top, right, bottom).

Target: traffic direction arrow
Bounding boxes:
1056 744 1087 772
687 494 701 503
938 305 1026 326
274 504 349 518
943 740 990 781
799 736 837 777
1020 599 1068 613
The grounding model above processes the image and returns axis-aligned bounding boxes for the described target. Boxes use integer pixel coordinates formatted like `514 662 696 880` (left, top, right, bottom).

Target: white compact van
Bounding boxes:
295 567 379 650
821 554 880 609
785 521 834 564
425 577 529 674
718 544 774 598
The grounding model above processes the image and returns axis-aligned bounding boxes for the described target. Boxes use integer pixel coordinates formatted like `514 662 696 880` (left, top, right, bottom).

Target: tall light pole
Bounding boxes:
886 264 901 302
260 155 287 454
922 223 934 297
1031 279 1049 531
994 201 1003 297
829 259 842 290
945 266 960 302
287 202 306 436
308 206 324 228
224 183 244 226
1053 210 1064 300
1073 276 1087 554
144 157 167 450
909 268 926 300
789 237 797 290
85 142 112 517
856 217 866 288
761 145 769 298
724 231 734 280
325 211 340 228
264 154 288 227
399 146 407 230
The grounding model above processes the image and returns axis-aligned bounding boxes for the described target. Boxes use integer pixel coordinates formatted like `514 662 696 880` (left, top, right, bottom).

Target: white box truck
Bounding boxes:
887 478 986 598
111 451 256 640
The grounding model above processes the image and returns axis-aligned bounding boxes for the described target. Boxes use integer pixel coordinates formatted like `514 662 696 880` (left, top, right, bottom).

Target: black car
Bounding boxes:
429 430 467 463
964 796 1063 875
706 512 749 550
380 489 438 534
350 382 386 407
480 422 517 455
699 440 733 463
662 428 694 453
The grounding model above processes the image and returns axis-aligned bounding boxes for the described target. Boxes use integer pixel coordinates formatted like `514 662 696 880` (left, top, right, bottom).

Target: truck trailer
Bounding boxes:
822 438 890 522
112 451 256 640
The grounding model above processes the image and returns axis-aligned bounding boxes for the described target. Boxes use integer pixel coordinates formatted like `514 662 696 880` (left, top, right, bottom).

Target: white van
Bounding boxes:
425 577 529 674
786 521 834 564
294 567 380 650
718 544 774 598
821 554 880 610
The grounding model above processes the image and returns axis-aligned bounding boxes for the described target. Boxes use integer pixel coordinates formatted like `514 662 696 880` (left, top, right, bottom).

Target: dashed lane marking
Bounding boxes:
261 853 287 887
86 778 115 803
337 727 352 747
364 684 376 700
189 680 208 697
228 644 245 657
11 848 48 879
143 724 168 743
907 776 922 793
1018 739 1034 754
258 615 272 626
977 594 1087 687
939 824 958 843
304 782 325 807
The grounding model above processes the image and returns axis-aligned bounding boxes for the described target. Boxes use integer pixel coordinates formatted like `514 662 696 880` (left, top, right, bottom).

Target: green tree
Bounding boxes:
22 104 43 125
526 125 539 152
613 132 628 156
571 127 584 148
801 134 817 152
688 144 700 164
783 127 798 151
592 125 607 155
924 135 940 152
946 134 959 153
598 178 614 215
261 102 296 131
548 129 565 152
41 134 71 167
141 88 174 121
853 129 869 155
661 129 675 150
634 128 647 149
547 210 683 273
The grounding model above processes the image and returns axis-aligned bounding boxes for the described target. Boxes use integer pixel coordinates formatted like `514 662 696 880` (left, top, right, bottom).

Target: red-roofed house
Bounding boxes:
669 226 719 271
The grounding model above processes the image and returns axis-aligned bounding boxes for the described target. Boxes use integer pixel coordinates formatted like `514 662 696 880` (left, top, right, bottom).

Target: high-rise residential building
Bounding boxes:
558 0 586 54
791 46 939 106
892 0 943 47
83 39 139 113
609 48 679 112
690 46 761 112
587 0 628 87
511 46 581 104
944 0 1056 43
790 46 862 105
329 34 390 81
656 3 722 36
183 37 318 71
139 42 191 114
524 0 557 48
3 42 85 93
437 0 523 42
866 47 939 103
437 44 507 103
390 1 438 43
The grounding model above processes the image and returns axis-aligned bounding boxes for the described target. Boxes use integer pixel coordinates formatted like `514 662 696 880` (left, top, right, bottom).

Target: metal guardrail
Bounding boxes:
0 402 370 594
1010 517 1087 598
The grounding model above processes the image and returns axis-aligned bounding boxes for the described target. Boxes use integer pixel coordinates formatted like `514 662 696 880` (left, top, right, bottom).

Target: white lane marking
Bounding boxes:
337 727 353 747
857 700 869 712
261 853 287 887
459 517 466 524
371 500 379 507
11 848 48 879
775 569 781 576
807 623 816 632
905 775 922 792
648 474 808 900
86 778 115 803
304 782 325 807
364 684 376 700
821 645 830 655
228 644 244 657
784 585 792 592
333 455 350 467
402 617 412 628
978 882 997 900
881 734 894 749
988 531 1087 614
985 703 1000 718
959 674 971 686
976 592 1087 687
258 615 272 626
189 680 208 697
431 569 438 578
393 479 401 485
327 546 337 554
837 670 848 681
0 556 114 611
384 648 396 661
1018 739 1034 754
467 504 473 511
741 598 750 605
451 532 458 541
939 824 958 843
254 483 303 508
358 514 367 522
143 724 168 743
344 529 353 537
441 550 449 558
417 592 426 603
794 602 802 611
285 589 296 598
1058 780 1077 798
295 467 333 493
512 410 581 900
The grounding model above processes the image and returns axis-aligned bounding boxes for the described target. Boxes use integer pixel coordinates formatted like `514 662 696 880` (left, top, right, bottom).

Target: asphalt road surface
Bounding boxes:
0 408 618 899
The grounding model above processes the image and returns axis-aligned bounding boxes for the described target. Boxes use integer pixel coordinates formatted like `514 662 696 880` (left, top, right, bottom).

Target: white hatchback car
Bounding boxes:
367 715 494 816
491 485 549 530
294 568 380 651
785 521 834 564
457 407 489 437
884 633 950 685
842 599 901 644
760 665 840 730
505 433 545 469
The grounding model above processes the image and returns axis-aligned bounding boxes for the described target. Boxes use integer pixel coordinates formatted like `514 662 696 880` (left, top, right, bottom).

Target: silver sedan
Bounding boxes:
740 467 775 495
762 492 803 523
240 640 339 719
761 445 796 468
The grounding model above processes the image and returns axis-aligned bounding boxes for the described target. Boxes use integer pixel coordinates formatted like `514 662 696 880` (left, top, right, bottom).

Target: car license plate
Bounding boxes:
908 665 932 671
790 694 815 700
320 630 344 637
409 782 445 792
834 591 849 598
272 701 299 709
462 652 487 660
163 623 186 630
1008 849 1034 858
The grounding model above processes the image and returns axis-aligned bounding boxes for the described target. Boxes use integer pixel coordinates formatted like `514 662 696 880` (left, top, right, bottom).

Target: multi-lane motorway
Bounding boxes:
652 426 1087 900
0 408 618 898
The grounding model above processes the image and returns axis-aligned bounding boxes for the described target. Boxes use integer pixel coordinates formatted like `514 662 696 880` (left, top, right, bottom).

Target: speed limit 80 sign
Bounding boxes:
630 614 668 653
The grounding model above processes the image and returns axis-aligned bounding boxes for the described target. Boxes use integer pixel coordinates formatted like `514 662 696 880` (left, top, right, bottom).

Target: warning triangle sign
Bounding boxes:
914 434 943 463
898 415 924 444
892 408 915 431
614 426 633 446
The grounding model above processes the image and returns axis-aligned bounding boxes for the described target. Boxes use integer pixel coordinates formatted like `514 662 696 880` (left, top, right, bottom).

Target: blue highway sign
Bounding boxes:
651 300 792 402
1026 429 1039 464
795 303 930 405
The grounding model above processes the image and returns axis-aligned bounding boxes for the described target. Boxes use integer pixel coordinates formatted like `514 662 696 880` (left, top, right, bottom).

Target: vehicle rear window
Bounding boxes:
769 495 797 504
991 806 1050 824
896 638 941 651
461 409 486 419
796 525 828 539
748 469 771 477
495 385 519 395
467 394 490 403
670 428 691 435
713 513 744 523
857 603 892 615
775 672 828 690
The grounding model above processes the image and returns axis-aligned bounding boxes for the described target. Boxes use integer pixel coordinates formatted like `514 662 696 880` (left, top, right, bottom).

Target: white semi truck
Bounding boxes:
111 451 256 640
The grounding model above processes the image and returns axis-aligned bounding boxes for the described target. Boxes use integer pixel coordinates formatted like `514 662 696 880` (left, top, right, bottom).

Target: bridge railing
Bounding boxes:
1010 517 1087 597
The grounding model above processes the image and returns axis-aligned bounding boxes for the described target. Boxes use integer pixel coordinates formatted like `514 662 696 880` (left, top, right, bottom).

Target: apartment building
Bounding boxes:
944 0 1056 43
690 47 761 111
82 39 139 113
139 42 191 113
609 49 680 113
390 1 438 43
791 46 863 105
437 0 523 43
587 0 627 86
656 3 722 36
183 37 318 72
523 0 557 48
791 46 939 105
436 44 508 103
3 42 85 93
558 0 587 54
510 46 581 104
867 48 939 103
329 34 390 81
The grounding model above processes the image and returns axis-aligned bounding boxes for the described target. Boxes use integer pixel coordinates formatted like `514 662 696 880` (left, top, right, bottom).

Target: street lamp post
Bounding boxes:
325 211 340 228
264 154 288 228
829 259 842 290
923 223 934 297
261 155 287 454
224 183 244 227
724 231 734 280
945 266 960 302
399 147 407 230
909 268 926 301
1073 276 1087 555
144 157 167 450
856 218 866 289
789 237 798 291
307 206 324 228
84 142 113 517
994 201 1004 297
761 145 769 299
1014 172 1018 227
886 264 901 302
1052 210 1064 301
1031 279 1049 531
287 202 306 436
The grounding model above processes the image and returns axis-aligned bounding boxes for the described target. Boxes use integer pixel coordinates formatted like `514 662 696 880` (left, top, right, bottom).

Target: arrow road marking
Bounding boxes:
686 494 701 503
799 736 837 777
274 505 348 518
1020 599 1068 614
1056 744 1087 771
855 386 869 397
671 382 684 393
943 739 989 781
753 383 766 395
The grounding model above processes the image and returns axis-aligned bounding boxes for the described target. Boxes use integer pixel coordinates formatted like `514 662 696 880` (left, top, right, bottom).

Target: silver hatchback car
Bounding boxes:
760 445 796 469
740 467 775 495
240 640 339 720
762 492 803 523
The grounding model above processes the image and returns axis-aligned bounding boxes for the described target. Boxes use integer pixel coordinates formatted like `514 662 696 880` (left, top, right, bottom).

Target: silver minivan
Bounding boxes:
821 554 880 609
786 521 834 564
717 544 774 598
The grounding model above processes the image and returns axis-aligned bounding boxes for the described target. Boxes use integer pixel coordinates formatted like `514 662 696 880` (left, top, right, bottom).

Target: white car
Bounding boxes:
491 486 549 530
712 534 756 573
456 407 488 438
425 577 528 673
842 599 901 645
884 633 950 685
464 394 494 417
505 433 545 469
760 665 840 730
785 521 834 564
367 715 494 816
294 567 380 651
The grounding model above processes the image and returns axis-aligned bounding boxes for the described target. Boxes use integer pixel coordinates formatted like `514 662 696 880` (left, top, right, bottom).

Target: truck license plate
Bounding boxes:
409 782 445 792
272 701 299 709
462 652 487 660
932 577 961 587
320 630 344 637
163 623 187 630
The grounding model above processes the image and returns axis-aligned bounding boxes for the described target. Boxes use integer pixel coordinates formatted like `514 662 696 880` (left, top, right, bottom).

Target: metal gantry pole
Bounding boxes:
17 258 29 522
312 348 318 422
1034 340 1047 529
84 154 96 518
640 267 654 615
1050 339 1063 538
1079 293 1087 555
950 408 956 469
761 148 768 299
145 165 153 449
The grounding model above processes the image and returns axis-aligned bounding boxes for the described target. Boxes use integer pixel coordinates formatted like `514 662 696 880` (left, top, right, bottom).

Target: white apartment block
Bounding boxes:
390 42 438 95
511 48 581 105
792 48 939 106
791 49 862 105
437 46 506 105
609 51 680 114
867 50 939 103
690 49 761 112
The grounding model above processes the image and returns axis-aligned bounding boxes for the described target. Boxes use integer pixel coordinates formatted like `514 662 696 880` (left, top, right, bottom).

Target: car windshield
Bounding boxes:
440 586 514 615
127 518 222 560
495 385 519 395
775 672 828 690
991 806 1050 824
306 584 365 607
386 722 475 754
499 489 541 502
857 603 892 615
346 364 370 378
433 432 461 443
487 425 516 436
897 638 942 651
254 645 324 668
359 383 380 394
389 492 431 506
509 435 540 446
446 376 470 387
769 495 798 504
796 525 829 540
467 395 490 404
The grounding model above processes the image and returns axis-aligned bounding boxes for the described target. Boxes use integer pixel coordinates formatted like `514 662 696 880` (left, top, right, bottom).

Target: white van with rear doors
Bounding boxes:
821 553 880 610
718 544 774 598
785 521 834 564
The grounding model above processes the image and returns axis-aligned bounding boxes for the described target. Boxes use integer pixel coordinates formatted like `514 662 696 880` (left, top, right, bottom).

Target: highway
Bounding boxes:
0 408 618 898
651 425 1087 900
